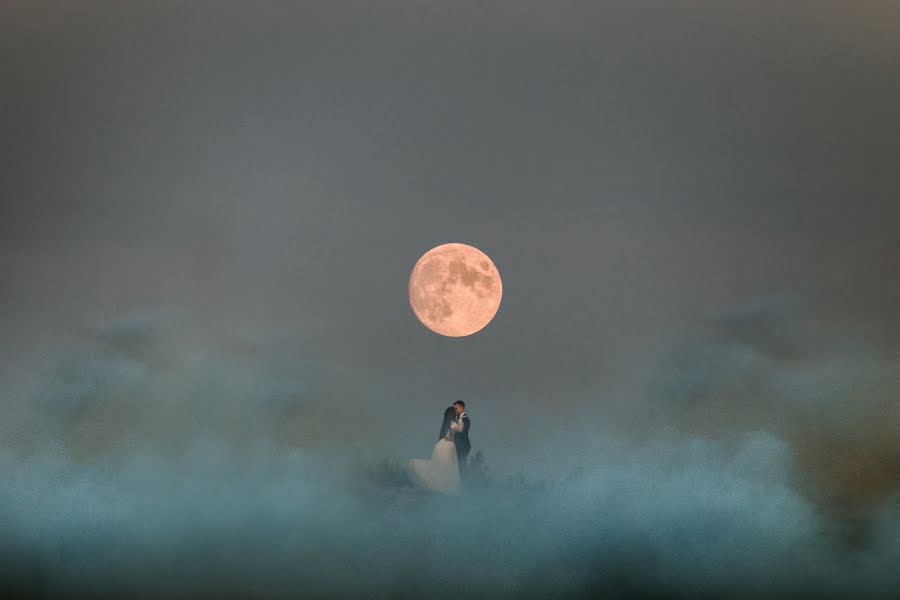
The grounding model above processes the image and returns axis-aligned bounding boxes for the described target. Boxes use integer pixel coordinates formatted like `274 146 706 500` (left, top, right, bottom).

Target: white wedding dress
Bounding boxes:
408 425 461 494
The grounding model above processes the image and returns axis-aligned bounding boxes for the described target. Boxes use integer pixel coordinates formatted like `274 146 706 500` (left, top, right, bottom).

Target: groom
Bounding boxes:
450 400 471 482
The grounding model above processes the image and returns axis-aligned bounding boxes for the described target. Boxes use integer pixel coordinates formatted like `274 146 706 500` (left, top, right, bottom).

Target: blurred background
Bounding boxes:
1 1 898 596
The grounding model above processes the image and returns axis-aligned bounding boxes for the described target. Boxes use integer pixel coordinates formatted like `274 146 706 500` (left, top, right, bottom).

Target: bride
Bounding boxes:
407 407 462 494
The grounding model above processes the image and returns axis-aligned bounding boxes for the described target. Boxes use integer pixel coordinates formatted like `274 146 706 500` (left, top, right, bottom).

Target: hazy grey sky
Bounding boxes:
5 0 898 449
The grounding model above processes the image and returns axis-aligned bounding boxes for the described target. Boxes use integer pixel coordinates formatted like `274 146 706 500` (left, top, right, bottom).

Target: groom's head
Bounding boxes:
453 400 465 415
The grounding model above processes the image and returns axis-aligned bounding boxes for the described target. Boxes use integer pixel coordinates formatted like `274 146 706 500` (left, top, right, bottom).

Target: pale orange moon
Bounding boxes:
408 242 503 337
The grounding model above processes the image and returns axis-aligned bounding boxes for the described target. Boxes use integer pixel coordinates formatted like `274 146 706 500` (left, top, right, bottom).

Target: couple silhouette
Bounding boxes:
407 400 471 494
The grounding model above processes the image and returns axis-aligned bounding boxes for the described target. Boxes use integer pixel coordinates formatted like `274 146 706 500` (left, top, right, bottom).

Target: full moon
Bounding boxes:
408 242 503 337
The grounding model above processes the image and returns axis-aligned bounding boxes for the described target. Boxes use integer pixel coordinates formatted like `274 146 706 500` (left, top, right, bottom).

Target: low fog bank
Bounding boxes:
622 248 900 529
1 294 899 597
1 431 899 598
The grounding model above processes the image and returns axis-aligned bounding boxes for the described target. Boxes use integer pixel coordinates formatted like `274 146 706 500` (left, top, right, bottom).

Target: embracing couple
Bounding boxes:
407 400 471 494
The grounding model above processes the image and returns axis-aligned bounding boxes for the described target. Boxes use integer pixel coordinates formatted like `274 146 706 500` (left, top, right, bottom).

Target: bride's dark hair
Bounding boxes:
438 406 456 440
